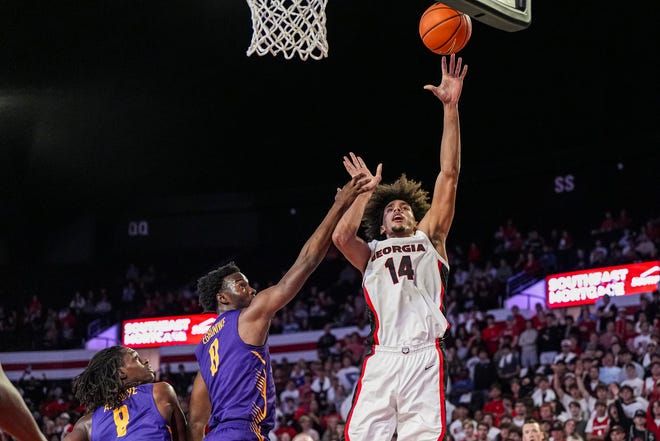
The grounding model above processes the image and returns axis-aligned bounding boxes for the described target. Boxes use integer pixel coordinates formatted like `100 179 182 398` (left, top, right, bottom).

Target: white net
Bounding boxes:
246 0 329 61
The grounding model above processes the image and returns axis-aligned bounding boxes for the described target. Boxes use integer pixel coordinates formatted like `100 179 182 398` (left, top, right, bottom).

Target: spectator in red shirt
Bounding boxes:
613 308 632 340
593 210 617 235
27 294 43 320
481 314 503 356
576 305 597 341
483 383 507 426
510 305 527 333
274 420 298 441
531 303 548 330
521 251 541 276
649 399 660 440
500 315 522 349
343 332 364 363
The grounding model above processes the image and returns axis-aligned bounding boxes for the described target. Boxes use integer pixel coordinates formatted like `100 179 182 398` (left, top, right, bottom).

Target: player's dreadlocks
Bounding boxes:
72 346 135 411
197 261 241 312
362 174 431 241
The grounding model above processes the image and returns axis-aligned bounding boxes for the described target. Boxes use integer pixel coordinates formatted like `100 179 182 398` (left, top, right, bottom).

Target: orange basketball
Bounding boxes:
419 3 472 55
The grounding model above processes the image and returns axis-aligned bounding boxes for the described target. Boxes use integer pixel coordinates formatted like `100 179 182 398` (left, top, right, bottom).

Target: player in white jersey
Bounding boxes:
332 53 467 441
364 230 450 347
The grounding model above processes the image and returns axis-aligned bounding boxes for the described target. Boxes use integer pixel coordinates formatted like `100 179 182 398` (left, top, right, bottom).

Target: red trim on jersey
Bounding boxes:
437 259 450 333
436 339 447 441
344 347 377 441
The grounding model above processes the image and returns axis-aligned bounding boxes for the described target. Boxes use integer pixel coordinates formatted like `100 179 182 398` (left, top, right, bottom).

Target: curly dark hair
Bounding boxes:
197 262 241 312
362 174 430 241
72 346 133 411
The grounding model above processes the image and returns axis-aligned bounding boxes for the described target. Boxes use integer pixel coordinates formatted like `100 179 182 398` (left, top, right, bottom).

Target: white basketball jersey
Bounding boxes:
363 230 450 347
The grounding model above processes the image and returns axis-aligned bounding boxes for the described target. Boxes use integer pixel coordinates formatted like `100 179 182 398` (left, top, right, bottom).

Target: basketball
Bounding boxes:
419 3 472 55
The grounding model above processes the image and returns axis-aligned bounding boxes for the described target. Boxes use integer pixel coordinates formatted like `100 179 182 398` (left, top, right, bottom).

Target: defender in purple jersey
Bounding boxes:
64 346 187 441
187 174 371 441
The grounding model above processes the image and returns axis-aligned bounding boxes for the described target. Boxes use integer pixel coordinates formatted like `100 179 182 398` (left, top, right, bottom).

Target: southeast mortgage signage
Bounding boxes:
123 313 218 348
545 260 660 308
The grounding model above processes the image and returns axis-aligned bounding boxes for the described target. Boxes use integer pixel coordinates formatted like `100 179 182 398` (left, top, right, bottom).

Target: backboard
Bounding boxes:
441 0 531 32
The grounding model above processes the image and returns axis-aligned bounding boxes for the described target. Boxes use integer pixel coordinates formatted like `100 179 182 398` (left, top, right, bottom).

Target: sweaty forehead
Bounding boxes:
225 272 248 284
385 199 411 209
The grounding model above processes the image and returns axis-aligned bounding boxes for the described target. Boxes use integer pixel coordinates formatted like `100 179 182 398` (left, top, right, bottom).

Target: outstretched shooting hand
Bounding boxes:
423 53 468 105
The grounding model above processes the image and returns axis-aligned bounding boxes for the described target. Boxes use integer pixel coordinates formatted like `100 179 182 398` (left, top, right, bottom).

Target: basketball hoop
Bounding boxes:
246 0 329 60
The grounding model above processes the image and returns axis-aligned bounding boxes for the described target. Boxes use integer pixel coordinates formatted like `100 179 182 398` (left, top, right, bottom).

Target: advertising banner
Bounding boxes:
545 260 659 308
122 313 218 348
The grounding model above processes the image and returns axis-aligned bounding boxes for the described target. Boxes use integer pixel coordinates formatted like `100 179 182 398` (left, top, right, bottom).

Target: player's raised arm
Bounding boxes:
418 53 467 261
239 172 370 345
